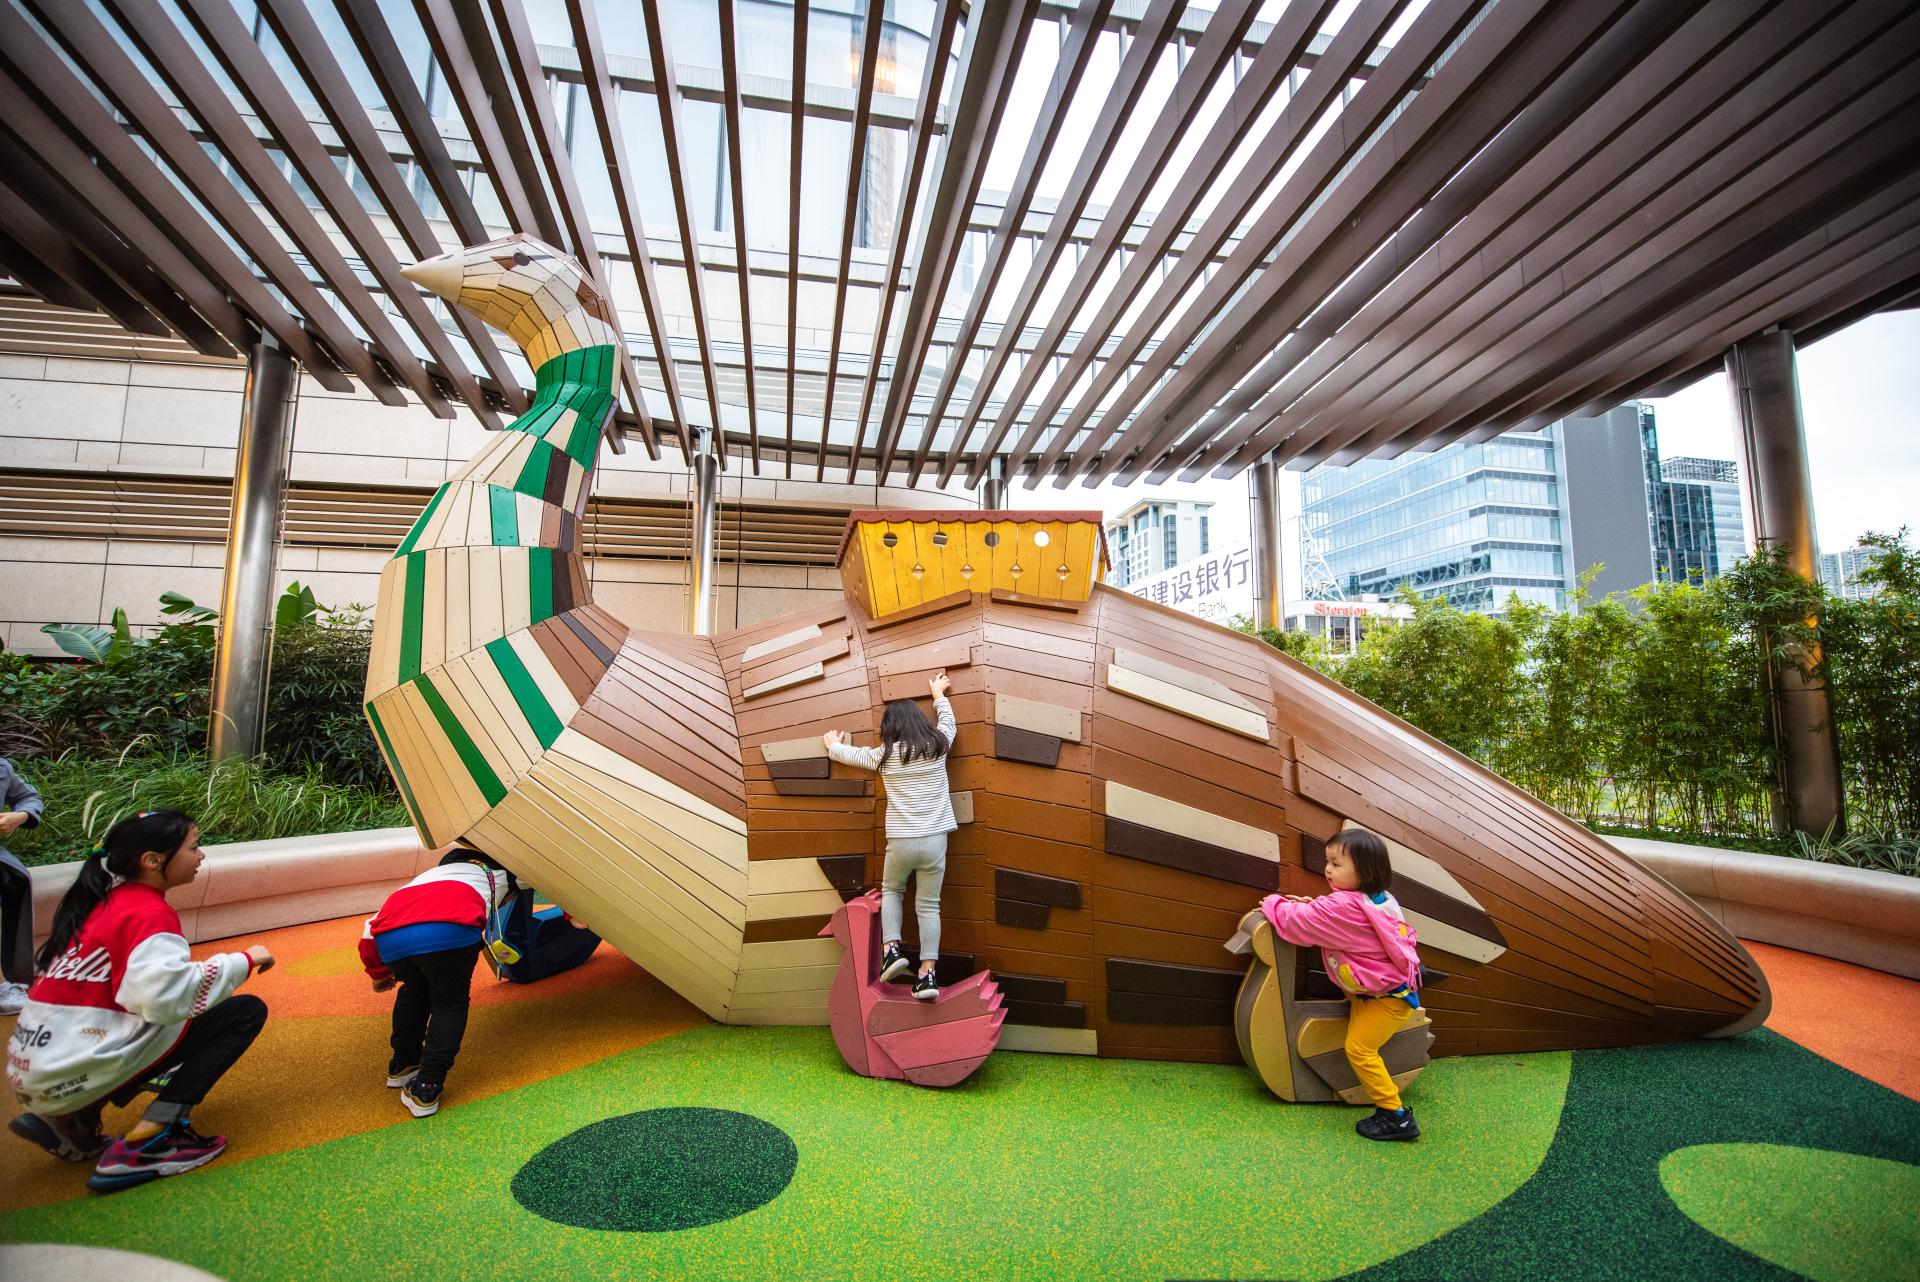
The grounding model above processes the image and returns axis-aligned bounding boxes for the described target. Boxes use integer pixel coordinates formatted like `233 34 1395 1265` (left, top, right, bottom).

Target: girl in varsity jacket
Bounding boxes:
825 671 958 1000
7 810 271 1192
358 848 518 1118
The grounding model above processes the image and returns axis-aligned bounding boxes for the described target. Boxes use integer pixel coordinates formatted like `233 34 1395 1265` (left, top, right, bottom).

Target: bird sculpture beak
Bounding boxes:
401 254 464 302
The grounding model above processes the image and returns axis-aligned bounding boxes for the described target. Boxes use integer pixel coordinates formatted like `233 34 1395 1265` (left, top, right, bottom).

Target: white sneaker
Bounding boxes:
0 981 28 1016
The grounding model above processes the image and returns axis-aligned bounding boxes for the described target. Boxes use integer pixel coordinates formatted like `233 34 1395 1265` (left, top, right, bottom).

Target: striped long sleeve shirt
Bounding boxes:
826 696 958 839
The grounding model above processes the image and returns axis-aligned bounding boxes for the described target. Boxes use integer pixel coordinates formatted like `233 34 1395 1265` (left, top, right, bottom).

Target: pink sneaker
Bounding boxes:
87 1121 227 1193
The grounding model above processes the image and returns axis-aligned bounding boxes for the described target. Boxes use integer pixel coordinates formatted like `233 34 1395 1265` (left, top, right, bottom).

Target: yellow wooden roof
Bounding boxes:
835 510 1109 620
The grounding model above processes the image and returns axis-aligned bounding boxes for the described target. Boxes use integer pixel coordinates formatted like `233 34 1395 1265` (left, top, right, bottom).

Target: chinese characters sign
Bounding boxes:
1119 544 1254 624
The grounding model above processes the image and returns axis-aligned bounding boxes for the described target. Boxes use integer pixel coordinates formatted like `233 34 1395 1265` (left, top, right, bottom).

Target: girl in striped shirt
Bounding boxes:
825 672 957 1000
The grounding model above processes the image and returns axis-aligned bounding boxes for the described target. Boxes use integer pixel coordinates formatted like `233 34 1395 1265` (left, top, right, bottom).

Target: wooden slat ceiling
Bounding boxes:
0 1 1912 490
0 469 851 565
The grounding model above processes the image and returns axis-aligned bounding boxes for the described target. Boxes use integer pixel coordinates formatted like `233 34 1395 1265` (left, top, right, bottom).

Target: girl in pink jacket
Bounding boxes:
1259 827 1425 1141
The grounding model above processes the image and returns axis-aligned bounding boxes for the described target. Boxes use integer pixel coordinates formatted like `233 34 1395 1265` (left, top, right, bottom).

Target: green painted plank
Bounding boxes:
489 485 518 546
486 635 564 749
364 700 428 834
515 439 553 500
416 672 508 807
397 553 425 682
529 547 555 624
394 484 449 558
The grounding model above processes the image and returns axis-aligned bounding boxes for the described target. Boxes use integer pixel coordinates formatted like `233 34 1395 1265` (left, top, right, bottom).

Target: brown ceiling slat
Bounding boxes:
1187 0 1858 479
844 0 965 479
636 0 730 466
0 187 170 336
412 0 550 243
254 0 508 429
715 0 763 472
937 0 1260 489
810 0 891 481
564 0 692 460
0 71 263 366
869 0 1042 479
331 0 528 417
1059 0 1514 490
897 0 1116 487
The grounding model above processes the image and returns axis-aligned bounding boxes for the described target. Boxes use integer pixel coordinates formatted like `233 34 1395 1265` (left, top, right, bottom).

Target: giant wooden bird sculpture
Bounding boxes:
369 235 1769 1066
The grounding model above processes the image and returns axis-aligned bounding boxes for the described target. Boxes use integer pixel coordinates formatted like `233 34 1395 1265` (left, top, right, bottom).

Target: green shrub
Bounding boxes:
6 750 411 867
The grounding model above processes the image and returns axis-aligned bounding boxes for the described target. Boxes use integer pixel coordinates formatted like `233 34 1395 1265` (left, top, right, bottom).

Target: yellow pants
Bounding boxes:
1345 994 1417 1111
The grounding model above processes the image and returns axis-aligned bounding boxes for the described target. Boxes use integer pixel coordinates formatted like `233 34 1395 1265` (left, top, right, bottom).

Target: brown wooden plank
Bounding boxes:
1091 883 1246 941
1004 999 1088 1028
742 914 834 944
1107 990 1236 1027
746 829 871 859
990 587 1088 613
995 898 1053 930
1106 957 1244 1002
570 706 746 822
532 619 597 704
1104 817 1279 891
767 758 832 780
772 778 870 797
870 635 975 677
995 867 1081 909
974 792 1096 846
738 629 853 691
973 641 1100 686
994 723 1062 768
864 587 974 630
993 972 1070 1005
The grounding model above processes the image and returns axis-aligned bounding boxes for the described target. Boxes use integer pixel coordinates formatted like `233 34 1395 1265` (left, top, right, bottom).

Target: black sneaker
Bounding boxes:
402 1079 444 1118
911 971 939 1001
386 1061 421 1088
10 1107 109 1163
878 943 912 983
1355 1107 1420 1141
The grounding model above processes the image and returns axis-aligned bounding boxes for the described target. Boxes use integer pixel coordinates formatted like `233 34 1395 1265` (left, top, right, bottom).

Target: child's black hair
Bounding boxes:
36 809 196 970
441 845 521 894
878 698 949 766
1329 828 1393 896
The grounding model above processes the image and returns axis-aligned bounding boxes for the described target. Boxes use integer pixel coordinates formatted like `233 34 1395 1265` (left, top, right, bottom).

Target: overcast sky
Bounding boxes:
1062 310 1916 591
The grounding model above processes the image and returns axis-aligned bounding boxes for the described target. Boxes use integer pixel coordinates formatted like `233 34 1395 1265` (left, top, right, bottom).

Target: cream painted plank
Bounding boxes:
726 1005 828 1026
743 662 825 700
1105 780 1280 861
739 937 844 970
998 1026 1098 1055
499 547 533 636
1108 663 1270 742
443 545 472 661
395 680 489 826
757 736 830 763
563 465 585 513
468 546 506 648
1112 647 1264 713
466 483 493 545
499 778 746 980
439 655 533 781
370 686 448 842
1405 911 1507 964
543 406 579 448
535 757 748 930
727 987 834 1012
995 692 1084 742
506 629 582 723
556 726 747 842
516 491 544 545
420 551 447 674
366 558 403 698
1340 819 1487 910
952 791 974 825
730 962 840 995
466 645 545 762
747 857 840 896
745 888 844 921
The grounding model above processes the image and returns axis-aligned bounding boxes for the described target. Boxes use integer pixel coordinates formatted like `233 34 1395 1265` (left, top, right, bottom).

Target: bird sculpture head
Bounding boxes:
400 233 621 375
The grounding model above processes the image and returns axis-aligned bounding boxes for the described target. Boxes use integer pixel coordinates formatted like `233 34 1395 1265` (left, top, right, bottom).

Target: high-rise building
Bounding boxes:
1821 546 1882 599
1300 405 1750 616
1104 499 1213 589
1643 423 1749 585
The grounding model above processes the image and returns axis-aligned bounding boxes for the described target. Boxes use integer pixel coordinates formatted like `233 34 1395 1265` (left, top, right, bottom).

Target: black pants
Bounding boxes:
129 994 268 1124
388 944 482 1086
0 851 33 983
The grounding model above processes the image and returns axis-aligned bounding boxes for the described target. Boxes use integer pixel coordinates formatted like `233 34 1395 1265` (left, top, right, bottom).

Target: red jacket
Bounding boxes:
8 883 253 1116
358 861 511 982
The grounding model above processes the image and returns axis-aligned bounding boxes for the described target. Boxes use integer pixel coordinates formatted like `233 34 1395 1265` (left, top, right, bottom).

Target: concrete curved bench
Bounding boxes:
1610 835 1920 980
29 828 446 948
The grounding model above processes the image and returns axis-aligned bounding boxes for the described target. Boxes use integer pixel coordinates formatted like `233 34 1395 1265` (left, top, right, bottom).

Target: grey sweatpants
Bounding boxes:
880 834 948 962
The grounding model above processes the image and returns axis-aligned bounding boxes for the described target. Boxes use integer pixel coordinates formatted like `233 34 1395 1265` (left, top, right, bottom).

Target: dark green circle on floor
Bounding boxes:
512 1107 798 1232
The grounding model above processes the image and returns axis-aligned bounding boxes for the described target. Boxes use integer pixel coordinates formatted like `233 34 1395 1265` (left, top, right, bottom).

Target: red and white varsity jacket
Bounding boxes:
357 861 510 983
7 883 253 1117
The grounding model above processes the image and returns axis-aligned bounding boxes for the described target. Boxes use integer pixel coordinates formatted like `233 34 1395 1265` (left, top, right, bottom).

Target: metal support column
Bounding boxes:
1249 452 1284 633
1725 329 1845 837
688 428 719 635
980 455 1008 510
208 336 296 761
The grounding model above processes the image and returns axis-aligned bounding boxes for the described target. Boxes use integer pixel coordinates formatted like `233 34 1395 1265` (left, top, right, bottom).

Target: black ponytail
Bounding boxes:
878 698 949 766
35 809 195 971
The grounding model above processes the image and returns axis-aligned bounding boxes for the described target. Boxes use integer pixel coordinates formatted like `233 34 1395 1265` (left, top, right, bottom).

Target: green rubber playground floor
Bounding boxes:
2 923 1916 1282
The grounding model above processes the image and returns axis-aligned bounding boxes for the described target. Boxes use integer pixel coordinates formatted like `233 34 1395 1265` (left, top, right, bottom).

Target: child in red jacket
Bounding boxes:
360 848 516 1118
7 810 271 1192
